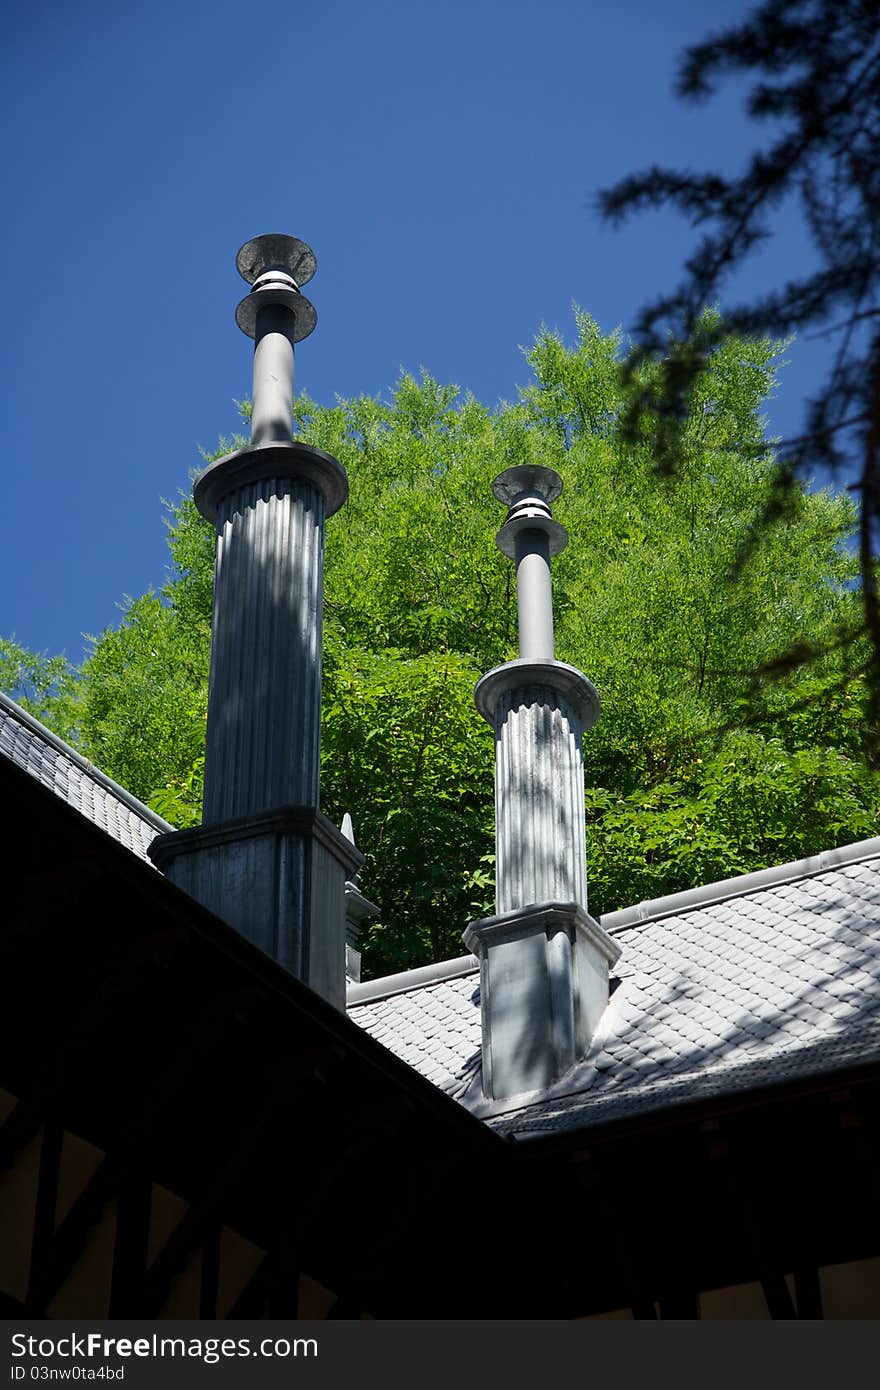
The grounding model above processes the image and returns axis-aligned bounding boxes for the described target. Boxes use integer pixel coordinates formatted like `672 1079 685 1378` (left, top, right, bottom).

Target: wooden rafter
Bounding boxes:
572 1160 657 1319
657 1290 700 1319
265 1224 300 1319
224 1254 271 1320
2 929 190 1148
114 985 265 1153
142 1050 331 1317
26 1155 119 1313
294 1093 409 1252
221 1221 304 1320
108 1169 152 1318
140 1106 278 1316
25 1119 63 1312
199 1226 221 1320
700 1124 800 1319
760 1272 798 1320
0 1097 46 1171
325 1294 362 1319
794 1267 824 1320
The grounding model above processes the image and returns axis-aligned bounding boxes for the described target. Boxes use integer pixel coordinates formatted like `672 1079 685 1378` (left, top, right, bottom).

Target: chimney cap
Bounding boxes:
492 465 563 509
493 464 568 558
234 236 318 341
236 233 317 288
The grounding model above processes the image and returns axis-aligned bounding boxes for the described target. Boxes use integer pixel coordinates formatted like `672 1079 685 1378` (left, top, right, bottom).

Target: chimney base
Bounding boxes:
464 901 621 1100
149 807 362 1010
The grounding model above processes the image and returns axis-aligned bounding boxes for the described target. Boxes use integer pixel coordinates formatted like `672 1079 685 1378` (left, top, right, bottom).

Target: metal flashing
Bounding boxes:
600 836 880 934
347 954 478 1005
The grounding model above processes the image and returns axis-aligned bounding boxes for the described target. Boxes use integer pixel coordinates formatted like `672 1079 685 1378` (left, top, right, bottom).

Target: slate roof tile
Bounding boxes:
6 688 880 1145
349 849 880 1137
1 693 170 862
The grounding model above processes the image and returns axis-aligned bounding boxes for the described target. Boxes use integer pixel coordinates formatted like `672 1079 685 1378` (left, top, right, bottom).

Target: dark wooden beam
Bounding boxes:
22 984 272 1316
114 986 265 1154
2 930 191 1153
25 1120 63 1312
26 1156 120 1313
141 1110 275 1316
294 1093 410 1253
705 1126 800 1318
761 1272 798 1320
658 1290 700 1319
605 1198 657 1319
266 1225 299 1319
564 1158 658 1319
326 1294 362 1319
199 1226 222 1320
224 1254 270 1320
631 1298 659 1319
221 1224 300 1321
108 1170 152 1317
2 861 103 955
794 1266 824 1320
0 1097 45 1171
142 1051 330 1317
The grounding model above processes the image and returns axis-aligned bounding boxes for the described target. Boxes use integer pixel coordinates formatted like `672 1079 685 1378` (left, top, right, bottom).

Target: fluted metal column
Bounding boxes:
197 235 337 823
150 235 360 1009
487 669 589 912
464 466 620 1100
200 474 325 822
480 466 596 914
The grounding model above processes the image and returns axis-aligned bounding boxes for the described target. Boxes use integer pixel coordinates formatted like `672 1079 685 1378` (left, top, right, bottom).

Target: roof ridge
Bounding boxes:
0 690 173 834
601 836 880 934
348 835 880 1004
347 953 478 1006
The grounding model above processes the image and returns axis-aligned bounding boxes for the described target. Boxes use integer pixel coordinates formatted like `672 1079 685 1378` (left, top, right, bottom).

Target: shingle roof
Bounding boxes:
349 849 880 1137
348 971 483 1100
0 691 171 861
6 688 879 1141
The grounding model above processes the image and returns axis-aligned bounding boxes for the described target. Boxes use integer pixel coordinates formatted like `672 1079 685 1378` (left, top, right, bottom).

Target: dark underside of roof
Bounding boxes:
3 754 880 1319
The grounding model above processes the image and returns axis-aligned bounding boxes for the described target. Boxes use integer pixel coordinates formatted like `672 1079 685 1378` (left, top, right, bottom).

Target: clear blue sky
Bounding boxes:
3 0 823 667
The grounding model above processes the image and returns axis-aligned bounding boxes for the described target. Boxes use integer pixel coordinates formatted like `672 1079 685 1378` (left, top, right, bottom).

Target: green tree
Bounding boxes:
0 637 79 732
4 316 875 976
599 0 880 733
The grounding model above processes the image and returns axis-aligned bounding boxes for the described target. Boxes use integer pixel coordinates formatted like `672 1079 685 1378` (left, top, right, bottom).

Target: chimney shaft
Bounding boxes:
464 466 621 1099
514 528 554 660
150 235 360 1008
251 302 297 447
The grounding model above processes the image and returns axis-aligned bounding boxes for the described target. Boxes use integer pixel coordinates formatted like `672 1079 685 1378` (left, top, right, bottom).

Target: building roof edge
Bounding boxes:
0 690 174 835
347 953 478 1006
348 835 880 1004
601 835 880 934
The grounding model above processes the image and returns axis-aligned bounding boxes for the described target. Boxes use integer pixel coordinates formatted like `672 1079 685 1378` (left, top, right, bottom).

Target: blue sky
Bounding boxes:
3 0 824 667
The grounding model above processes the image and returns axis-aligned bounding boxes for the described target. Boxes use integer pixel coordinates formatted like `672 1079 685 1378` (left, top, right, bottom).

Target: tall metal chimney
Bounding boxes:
464 466 621 1099
150 235 360 1008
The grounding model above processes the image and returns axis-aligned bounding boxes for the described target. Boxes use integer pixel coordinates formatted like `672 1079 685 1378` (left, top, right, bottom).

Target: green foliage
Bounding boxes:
587 734 877 915
321 642 493 975
72 592 210 824
4 313 876 976
599 0 880 740
0 636 80 739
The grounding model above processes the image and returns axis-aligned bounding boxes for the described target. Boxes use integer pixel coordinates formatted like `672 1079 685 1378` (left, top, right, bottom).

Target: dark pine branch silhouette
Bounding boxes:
599 0 880 748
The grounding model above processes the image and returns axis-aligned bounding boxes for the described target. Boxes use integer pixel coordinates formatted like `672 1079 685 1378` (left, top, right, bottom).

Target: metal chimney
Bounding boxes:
150 235 361 1009
464 466 621 1099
